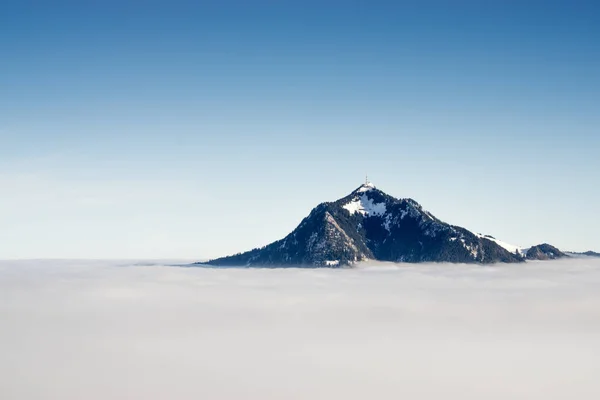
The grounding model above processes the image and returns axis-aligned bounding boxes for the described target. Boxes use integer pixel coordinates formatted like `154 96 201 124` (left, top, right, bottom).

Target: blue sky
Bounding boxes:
1 1 599 258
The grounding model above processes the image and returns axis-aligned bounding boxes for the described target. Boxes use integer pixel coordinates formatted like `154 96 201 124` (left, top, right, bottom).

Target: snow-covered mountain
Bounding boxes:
202 182 565 267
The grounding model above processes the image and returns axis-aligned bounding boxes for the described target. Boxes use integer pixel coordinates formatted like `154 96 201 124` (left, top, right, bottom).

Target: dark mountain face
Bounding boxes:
203 183 525 267
526 244 567 260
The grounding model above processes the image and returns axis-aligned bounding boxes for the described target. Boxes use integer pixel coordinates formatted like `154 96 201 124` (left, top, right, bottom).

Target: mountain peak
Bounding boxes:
202 183 553 267
356 181 377 193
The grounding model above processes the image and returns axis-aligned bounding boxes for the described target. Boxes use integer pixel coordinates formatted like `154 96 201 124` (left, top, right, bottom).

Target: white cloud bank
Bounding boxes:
1 258 600 399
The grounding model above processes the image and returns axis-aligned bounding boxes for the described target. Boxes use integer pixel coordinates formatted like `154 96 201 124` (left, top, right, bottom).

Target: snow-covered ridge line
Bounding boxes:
476 233 524 254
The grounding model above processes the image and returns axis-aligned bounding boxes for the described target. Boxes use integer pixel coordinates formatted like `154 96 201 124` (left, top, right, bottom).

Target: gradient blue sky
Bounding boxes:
1 1 599 259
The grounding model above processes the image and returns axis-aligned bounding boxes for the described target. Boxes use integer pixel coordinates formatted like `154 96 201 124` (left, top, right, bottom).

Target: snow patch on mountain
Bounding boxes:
423 210 436 221
460 238 478 258
343 193 386 216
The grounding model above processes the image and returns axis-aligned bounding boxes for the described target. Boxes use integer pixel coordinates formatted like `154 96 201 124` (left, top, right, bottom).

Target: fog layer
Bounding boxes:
1 259 600 399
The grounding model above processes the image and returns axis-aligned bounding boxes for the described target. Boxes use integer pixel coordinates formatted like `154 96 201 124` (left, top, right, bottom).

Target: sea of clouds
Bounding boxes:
1 258 600 399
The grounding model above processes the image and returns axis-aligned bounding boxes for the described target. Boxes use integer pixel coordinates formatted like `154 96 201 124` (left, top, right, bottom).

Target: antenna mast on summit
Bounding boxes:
365 174 369 185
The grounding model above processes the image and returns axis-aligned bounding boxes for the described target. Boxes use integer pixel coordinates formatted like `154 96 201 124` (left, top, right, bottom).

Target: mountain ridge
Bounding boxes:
200 183 563 267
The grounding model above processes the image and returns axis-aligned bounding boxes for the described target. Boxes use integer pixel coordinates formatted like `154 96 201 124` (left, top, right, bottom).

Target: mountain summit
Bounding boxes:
203 183 529 267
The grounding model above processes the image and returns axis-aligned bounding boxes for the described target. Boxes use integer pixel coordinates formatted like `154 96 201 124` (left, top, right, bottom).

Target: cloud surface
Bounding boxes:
1 258 600 399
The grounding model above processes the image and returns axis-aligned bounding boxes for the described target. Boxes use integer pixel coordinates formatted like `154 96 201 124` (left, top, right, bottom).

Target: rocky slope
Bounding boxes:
525 244 567 260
